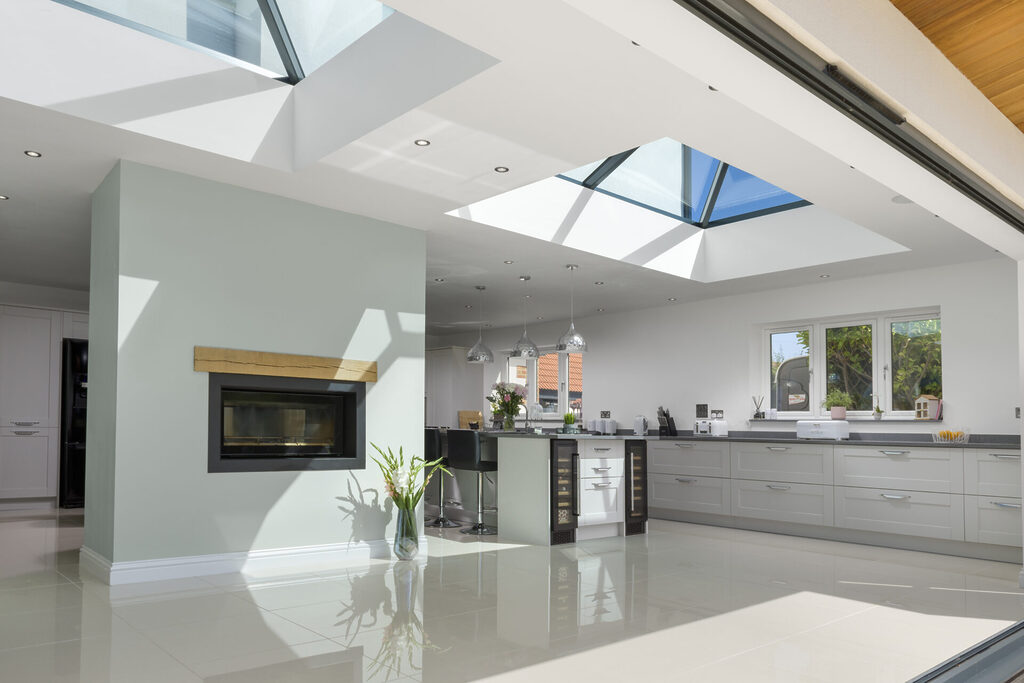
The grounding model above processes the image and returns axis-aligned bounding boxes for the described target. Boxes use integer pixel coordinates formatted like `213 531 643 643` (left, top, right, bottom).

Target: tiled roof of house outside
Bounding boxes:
537 353 582 392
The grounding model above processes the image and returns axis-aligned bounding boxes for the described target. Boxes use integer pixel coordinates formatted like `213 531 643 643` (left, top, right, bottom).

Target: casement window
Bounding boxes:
505 352 584 420
764 310 941 417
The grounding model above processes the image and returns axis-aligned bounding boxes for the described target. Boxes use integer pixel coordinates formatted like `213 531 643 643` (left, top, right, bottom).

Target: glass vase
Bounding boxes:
394 507 418 561
503 414 515 431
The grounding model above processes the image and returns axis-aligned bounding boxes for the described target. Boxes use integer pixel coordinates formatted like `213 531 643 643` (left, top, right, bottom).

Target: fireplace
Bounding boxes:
208 373 365 473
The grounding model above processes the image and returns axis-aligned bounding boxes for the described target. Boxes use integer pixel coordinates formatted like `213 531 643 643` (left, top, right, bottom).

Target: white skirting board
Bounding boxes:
80 538 397 585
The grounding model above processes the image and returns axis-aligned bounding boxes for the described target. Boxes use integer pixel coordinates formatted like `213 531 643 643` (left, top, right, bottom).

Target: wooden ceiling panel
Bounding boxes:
891 0 1024 133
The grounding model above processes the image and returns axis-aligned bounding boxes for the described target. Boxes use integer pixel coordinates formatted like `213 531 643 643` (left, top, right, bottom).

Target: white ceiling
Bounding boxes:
0 0 1017 331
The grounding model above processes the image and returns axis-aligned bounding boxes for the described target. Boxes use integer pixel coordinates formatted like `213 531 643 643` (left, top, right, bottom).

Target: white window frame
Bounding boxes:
502 348 581 422
761 308 940 418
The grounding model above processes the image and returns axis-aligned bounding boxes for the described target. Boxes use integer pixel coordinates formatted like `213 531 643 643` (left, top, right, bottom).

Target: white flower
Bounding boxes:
394 468 410 495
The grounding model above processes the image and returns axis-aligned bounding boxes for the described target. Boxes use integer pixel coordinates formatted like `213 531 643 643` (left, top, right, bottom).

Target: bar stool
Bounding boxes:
424 428 459 528
446 429 498 535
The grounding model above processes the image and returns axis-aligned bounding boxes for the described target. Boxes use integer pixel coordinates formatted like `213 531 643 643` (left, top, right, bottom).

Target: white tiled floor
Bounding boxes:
1 510 1022 682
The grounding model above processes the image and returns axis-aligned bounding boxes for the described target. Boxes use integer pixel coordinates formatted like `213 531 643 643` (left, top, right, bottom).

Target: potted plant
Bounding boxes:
486 382 527 432
562 411 577 434
822 389 855 420
370 443 447 560
873 400 884 420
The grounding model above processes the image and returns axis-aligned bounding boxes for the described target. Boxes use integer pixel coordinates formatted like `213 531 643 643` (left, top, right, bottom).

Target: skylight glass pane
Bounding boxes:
709 166 803 223
688 147 719 221
67 0 286 76
598 138 686 219
276 0 394 74
561 160 603 184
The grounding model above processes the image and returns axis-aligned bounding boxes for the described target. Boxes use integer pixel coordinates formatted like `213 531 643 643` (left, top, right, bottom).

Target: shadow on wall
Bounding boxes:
337 473 394 559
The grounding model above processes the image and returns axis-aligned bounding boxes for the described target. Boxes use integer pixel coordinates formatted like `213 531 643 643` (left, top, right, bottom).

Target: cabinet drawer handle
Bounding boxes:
591 466 612 472
674 443 693 448
766 484 790 491
593 447 612 452
766 446 789 452
592 482 612 488
881 493 911 500
879 450 910 456
675 477 697 483
11 421 39 426
991 453 1021 460
13 430 39 436
991 501 1022 509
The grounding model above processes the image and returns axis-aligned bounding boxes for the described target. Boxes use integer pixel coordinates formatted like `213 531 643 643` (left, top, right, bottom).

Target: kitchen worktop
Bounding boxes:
484 430 1020 449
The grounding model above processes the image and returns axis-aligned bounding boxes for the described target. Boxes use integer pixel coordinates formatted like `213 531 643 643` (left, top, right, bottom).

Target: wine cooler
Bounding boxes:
625 440 648 535
550 439 579 544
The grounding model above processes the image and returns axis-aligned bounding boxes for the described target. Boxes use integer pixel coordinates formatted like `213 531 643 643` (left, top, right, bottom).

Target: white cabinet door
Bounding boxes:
834 445 963 493
579 477 624 526
0 428 58 498
648 440 730 478
649 473 730 515
834 486 965 540
965 495 1022 547
730 442 833 485
964 450 1021 498
0 307 60 428
730 479 833 526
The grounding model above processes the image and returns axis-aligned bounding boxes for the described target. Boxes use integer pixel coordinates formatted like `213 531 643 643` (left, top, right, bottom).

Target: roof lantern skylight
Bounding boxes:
56 0 393 84
559 137 808 227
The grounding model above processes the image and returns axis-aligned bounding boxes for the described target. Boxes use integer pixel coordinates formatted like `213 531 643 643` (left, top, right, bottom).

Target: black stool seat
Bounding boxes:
425 428 459 528
445 430 497 535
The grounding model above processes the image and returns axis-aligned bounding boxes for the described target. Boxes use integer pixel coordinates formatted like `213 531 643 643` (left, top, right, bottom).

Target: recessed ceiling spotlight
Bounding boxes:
0 194 8 201
536 316 544 320
494 166 510 173
504 260 515 264
464 304 473 309
433 278 445 282
597 308 606 312
24 150 41 158
708 85 718 92
819 274 831 279
414 139 431 146
667 297 677 302
594 281 604 286
891 194 912 204
519 274 530 281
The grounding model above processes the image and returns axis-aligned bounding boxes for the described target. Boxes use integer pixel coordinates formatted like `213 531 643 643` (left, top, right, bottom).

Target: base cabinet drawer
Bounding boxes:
581 440 625 460
835 486 965 540
0 428 57 498
730 442 833 484
730 479 833 526
834 446 963 493
579 477 624 526
965 495 1022 547
649 473 729 515
648 441 729 478
964 450 1021 498
580 458 625 480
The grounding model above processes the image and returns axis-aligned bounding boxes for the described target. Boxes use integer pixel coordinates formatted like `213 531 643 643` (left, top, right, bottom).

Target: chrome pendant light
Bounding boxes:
556 264 587 354
466 285 494 363
510 275 539 358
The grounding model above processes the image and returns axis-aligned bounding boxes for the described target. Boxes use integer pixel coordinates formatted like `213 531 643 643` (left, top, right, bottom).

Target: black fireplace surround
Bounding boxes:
208 373 365 473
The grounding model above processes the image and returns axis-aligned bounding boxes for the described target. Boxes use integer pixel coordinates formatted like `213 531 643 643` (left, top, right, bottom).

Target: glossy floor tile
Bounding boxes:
1 510 1021 682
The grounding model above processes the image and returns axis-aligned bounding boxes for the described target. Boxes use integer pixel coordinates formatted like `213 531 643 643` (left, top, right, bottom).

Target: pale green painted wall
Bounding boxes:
87 161 425 563
84 163 121 560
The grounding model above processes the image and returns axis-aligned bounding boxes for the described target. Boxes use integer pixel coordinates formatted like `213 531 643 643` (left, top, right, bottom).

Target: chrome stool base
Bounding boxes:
426 517 461 528
460 523 497 536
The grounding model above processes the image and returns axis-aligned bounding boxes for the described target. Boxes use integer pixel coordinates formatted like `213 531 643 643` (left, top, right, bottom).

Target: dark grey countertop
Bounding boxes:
483 430 1020 449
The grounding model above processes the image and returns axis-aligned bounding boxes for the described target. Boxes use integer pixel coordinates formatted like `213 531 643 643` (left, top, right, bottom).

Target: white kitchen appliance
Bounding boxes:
694 419 712 434
633 415 648 436
796 420 850 440
710 410 728 437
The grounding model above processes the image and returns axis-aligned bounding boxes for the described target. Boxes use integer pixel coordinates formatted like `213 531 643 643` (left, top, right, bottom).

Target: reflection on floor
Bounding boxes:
0 510 1022 682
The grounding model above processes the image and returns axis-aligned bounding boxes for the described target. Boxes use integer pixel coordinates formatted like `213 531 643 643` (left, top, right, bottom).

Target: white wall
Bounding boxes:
88 161 425 564
0 280 88 312
433 257 1019 436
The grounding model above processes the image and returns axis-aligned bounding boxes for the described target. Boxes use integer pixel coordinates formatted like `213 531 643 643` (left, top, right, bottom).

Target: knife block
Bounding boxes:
659 417 677 437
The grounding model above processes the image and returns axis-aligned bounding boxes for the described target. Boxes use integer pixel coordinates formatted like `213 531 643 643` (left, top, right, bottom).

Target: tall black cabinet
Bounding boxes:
59 339 88 508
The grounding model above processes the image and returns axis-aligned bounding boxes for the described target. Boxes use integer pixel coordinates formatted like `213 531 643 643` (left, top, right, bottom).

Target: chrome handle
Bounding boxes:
766 446 789 452
13 430 39 436
991 453 1021 460
593 447 612 452
881 493 911 500
879 450 910 456
572 453 580 517
591 467 612 472
592 482 612 488
11 421 39 426
766 484 790 491
675 477 697 483
674 443 693 448
992 501 1022 509
628 451 635 513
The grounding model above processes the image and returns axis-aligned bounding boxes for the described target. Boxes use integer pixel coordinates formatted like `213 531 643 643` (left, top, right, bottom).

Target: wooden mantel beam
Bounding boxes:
193 346 377 383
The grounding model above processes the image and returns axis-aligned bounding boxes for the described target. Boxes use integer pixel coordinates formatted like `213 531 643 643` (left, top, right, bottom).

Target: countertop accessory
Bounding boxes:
752 396 765 419
634 415 648 436
933 428 968 444
710 410 728 437
556 265 587 353
466 285 494 363
510 275 539 359
694 419 712 435
658 406 677 436
487 382 527 431
796 420 850 440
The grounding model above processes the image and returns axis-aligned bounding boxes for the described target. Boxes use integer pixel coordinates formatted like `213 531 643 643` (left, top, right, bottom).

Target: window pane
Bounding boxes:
560 160 603 184
770 331 809 412
568 353 583 419
536 353 560 414
598 138 686 218
825 325 873 410
73 0 286 75
276 0 393 74
506 356 529 416
891 318 942 411
709 165 804 223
